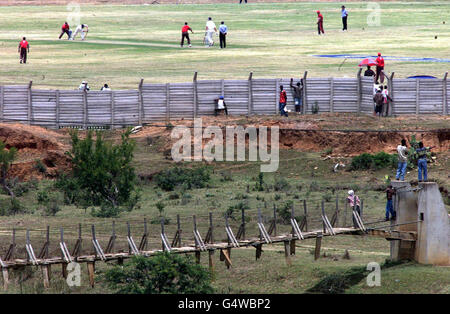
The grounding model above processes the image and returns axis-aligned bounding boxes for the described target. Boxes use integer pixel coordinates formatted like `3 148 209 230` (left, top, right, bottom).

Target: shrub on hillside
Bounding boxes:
350 152 397 170
56 129 140 217
103 253 213 294
154 166 210 191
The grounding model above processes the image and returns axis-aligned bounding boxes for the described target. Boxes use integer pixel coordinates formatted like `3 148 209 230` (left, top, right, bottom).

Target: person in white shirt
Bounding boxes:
79 81 90 91
72 24 89 40
101 83 111 91
205 17 217 47
396 139 408 181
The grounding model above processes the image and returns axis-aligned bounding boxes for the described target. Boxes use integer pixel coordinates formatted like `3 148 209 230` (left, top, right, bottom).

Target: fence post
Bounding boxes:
55 90 60 129
166 83 170 123
0 85 3 123
27 81 32 125
110 91 115 129
302 71 308 114
443 72 448 115
415 78 420 114
83 89 87 129
357 68 362 113
329 77 334 113
275 78 280 114
389 72 395 115
193 72 198 118
138 78 144 125
248 72 253 115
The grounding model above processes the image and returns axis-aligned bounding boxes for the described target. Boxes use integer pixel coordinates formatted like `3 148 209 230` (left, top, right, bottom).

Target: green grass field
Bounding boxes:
0 2 449 89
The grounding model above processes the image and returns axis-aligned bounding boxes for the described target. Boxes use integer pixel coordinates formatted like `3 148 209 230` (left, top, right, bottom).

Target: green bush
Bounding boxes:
225 201 249 221
350 152 397 170
0 198 27 216
154 166 210 191
103 253 213 294
56 129 139 217
273 177 290 192
276 200 293 224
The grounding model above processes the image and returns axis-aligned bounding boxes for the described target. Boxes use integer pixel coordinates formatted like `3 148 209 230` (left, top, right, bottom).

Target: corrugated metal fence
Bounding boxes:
0 72 448 129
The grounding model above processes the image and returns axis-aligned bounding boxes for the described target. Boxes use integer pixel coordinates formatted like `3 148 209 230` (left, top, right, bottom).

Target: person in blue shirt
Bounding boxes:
219 21 228 49
341 6 348 31
416 142 434 182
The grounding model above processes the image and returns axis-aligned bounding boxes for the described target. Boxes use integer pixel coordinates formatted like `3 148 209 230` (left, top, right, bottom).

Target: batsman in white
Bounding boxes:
71 24 89 40
205 17 217 47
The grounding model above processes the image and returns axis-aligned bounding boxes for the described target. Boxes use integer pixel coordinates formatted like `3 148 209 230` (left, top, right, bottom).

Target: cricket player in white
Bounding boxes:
205 17 217 47
71 24 89 40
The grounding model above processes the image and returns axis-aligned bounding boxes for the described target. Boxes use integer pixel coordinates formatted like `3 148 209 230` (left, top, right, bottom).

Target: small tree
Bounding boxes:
58 129 139 217
0 141 17 197
103 253 213 294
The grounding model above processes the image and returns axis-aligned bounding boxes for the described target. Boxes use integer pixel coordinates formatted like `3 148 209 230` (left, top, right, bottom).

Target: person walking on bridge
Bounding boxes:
347 190 361 228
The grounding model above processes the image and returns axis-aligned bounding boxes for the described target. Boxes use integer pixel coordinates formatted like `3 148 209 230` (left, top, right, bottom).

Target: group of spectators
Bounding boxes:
78 81 111 91
278 79 305 117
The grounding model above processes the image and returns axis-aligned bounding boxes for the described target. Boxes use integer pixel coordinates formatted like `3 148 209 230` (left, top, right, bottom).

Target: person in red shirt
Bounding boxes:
181 22 194 48
375 52 385 84
59 22 70 40
279 85 288 117
317 10 324 35
18 37 29 64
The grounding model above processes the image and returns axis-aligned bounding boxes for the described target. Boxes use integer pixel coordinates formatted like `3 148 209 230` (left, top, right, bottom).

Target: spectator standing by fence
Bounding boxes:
181 22 193 48
384 185 396 221
279 85 288 117
101 84 111 91
373 88 384 117
219 21 228 49
317 11 325 35
79 81 90 91
416 142 434 182
59 22 71 40
341 6 348 31
382 85 393 116
375 53 385 84
18 37 29 64
290 78 304 114
396 139 408 181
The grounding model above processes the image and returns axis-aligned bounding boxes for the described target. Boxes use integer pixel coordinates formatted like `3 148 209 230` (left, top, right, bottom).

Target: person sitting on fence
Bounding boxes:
384 184 396 221
279 85 288 117
373 88 384 117
364 66 375 78
290 78 304 114
101 83 111 91
79 81 90 91
214 96 228 116
347 190 361 228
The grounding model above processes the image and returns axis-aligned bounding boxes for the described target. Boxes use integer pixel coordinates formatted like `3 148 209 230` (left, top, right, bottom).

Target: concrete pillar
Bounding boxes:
390 181 418 261
416 182 450 265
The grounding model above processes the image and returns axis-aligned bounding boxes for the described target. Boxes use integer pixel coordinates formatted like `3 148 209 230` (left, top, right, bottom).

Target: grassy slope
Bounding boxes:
0 123 448 293
0 2 449 88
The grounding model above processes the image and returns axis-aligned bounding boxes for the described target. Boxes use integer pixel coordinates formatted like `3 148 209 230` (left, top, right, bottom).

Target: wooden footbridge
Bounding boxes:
0 201 418 290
